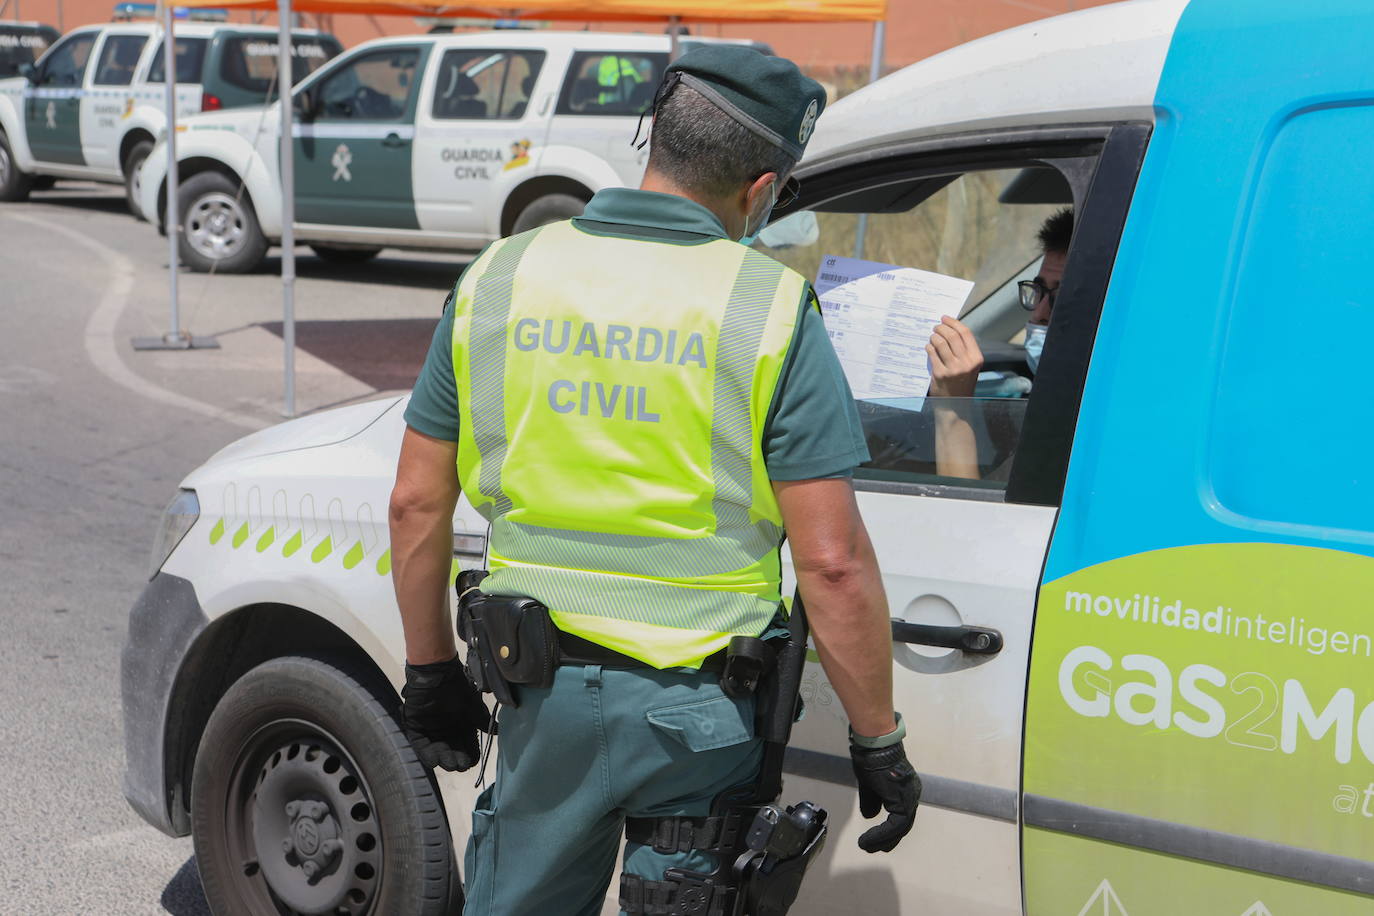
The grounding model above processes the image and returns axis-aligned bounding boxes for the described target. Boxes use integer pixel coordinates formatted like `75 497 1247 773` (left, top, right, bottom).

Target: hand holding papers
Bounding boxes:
814 255 975 406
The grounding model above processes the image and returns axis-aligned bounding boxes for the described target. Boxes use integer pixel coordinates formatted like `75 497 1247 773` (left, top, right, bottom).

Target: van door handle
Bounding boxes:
891 619 1003 655
382 132 409 149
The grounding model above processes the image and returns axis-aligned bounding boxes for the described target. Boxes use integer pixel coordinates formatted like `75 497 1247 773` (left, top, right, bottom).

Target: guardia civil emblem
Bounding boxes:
45 101 56 130
331 143 352 182
798 99 819 145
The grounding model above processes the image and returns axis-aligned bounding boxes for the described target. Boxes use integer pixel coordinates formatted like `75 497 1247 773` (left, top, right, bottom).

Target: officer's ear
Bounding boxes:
743 172 778 217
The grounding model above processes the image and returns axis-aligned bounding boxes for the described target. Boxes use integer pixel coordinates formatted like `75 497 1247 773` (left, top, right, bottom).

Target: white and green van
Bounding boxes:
121 0 1374 913
135 30 767 273
0 12 339 211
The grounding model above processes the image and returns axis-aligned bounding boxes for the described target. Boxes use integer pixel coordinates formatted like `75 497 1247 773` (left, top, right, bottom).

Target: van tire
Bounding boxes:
511 192 586 234
311 244 383 264
191 655 462 916
0 132 33 202
122 139 154 219
177 170 268 273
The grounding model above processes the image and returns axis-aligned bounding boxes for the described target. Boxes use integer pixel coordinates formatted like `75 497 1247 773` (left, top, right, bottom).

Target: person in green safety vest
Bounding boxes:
596 53 645 106
389 44 920 916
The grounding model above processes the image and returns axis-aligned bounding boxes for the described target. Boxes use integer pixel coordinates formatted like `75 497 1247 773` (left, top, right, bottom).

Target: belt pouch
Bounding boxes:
468 593 558 690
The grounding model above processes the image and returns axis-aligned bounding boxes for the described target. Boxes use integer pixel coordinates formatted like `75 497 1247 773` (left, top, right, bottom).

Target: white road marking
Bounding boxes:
4 211 267 431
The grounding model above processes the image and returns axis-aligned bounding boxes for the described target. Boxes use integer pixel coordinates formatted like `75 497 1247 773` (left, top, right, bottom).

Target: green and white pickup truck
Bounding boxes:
0 16 339 212
136 30 768 272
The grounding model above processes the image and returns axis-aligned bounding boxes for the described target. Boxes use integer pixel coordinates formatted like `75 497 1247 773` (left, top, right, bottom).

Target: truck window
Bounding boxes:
432 48 545 120
93 35 148 86
0 27 57 78
556 51 665 117
761 165 1073 496
35 32 97 87
217 35 340 97
147 37 209 84
315 48 420 122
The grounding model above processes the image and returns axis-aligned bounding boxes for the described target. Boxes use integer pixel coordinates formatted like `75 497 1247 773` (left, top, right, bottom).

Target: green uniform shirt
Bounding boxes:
404 187 869 480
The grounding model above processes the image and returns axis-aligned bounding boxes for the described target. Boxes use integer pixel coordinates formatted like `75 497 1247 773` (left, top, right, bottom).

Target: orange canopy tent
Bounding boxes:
147 0 886 416
176 0 885 22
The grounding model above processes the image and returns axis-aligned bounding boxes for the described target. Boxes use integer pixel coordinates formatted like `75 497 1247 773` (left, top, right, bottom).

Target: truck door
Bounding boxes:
412 46 551 234
1022 2 1374 913
294 44 428 230
770 130 1132 916
83 32 148 171
545 49 665 188
25 31 97 166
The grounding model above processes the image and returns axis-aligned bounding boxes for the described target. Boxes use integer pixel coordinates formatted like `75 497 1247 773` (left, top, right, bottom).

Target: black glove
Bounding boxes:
400 655 493 772
850 741 921 853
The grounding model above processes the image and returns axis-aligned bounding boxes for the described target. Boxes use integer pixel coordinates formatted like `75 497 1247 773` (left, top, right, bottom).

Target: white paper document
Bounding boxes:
813 255 975 403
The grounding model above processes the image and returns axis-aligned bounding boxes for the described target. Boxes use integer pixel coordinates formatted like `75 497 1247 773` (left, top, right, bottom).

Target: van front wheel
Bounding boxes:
177 171 268 273
191 656 461 916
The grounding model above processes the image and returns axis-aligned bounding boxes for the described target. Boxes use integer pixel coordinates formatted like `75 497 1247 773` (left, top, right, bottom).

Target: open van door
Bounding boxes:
770 123 1145 915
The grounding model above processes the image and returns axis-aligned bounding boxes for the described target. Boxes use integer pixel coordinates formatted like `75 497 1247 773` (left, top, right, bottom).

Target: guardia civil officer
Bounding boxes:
389 45 919 915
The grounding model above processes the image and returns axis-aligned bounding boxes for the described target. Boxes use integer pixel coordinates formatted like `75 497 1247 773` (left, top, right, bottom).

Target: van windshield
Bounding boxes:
218 35 341 99
0 27 56 78
147 37 209 84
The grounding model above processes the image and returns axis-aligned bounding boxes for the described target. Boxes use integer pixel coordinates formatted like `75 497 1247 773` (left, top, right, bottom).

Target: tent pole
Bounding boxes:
852 19 885 261
135 1 218 350
279 0 297 418
164 1 180 341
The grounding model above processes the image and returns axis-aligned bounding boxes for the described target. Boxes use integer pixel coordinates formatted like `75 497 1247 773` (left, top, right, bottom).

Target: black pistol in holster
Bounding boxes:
619 591 829 916
454 568 557 709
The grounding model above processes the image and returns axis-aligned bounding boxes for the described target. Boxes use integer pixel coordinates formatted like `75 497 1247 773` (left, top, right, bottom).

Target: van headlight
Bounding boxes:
149 489 200 579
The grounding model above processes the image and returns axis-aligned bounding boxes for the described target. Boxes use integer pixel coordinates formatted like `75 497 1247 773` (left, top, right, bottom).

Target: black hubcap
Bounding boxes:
231 728 382 915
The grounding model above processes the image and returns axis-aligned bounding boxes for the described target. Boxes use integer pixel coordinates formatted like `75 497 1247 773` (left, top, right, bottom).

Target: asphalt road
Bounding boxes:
0 183 467 914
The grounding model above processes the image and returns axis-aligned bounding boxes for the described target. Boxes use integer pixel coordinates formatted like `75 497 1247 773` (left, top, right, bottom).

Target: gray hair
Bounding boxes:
646 83 796 200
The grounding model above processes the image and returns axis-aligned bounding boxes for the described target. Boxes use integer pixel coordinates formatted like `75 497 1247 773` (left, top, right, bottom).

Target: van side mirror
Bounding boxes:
18 62 37 84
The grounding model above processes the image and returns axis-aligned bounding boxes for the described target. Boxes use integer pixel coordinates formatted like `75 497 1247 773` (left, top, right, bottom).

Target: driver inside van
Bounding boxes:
924 207 1072 479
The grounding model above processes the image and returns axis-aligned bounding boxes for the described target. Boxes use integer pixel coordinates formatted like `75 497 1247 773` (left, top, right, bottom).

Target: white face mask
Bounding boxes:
1024 322 1048 374
739 181 778 246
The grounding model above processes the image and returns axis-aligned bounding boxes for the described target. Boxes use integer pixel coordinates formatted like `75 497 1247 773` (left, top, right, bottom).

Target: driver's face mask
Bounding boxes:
1024 322 1048 374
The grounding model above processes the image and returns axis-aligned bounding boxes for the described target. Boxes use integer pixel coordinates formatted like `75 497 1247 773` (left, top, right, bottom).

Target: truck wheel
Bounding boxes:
123 139 153 219
192 655 462 916
311 244 383 264
0 132 33 202
511 192 586 234
177 170 268 273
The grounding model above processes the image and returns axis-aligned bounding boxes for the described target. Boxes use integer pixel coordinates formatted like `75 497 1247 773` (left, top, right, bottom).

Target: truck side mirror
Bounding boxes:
293 89 316 121
18 62 38 84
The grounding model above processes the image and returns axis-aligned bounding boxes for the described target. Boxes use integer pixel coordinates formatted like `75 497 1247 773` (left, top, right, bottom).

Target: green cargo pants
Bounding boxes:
462 663 764 915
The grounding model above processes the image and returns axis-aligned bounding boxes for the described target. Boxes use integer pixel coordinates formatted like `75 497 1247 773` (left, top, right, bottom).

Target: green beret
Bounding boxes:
665 45 826 160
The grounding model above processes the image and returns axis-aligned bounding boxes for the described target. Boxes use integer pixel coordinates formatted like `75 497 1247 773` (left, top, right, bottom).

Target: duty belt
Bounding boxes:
558 630 728 674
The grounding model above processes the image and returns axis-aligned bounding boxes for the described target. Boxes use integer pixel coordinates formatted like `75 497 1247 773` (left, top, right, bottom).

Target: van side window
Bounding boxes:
556 51 665 117
35 33 97 87
92 35 147 87
760 165 1076 496
432 49 546 120
147 37 209 84
315 48 420 122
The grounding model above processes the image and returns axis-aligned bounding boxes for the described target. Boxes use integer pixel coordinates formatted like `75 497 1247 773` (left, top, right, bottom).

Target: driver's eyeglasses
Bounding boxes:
1018 279 1058 311
775 175 801 210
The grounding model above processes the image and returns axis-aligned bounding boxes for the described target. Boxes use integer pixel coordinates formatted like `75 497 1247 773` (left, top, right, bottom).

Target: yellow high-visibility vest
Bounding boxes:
451 220 807 669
